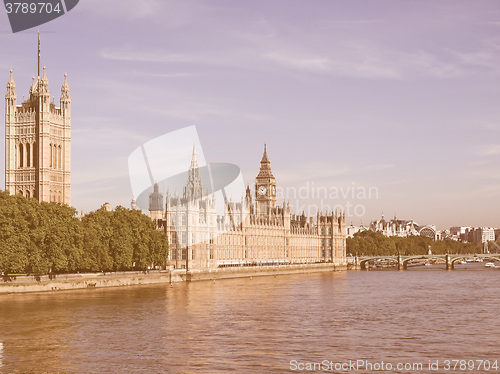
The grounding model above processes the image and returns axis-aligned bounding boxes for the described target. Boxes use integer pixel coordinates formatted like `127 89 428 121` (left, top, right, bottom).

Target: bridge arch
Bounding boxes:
419 226 436 239
358 256 398 270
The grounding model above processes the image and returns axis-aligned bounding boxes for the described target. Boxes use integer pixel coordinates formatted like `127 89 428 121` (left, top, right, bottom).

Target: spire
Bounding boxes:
257 142 274 179
261 142 269 163
38 66 49 95
190 141 198 170
29 76 35 95
8 69 14 86
184 141 206 200
61 73 70 101
6 69 16 100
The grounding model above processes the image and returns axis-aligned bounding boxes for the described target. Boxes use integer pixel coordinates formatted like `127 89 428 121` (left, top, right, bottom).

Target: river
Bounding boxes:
1 264 499 373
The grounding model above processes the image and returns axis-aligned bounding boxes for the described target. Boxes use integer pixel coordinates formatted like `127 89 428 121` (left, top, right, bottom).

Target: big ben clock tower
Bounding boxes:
255 143 276 216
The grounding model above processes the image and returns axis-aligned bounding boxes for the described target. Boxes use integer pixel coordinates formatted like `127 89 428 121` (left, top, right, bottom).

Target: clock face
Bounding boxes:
258 186 267 195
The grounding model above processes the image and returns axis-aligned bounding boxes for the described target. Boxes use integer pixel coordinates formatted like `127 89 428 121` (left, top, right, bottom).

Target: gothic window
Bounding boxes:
58 145 62 169
19 143 23 168
33 142 37 166
18 190 23 196
26 143 30 167
26 190 30 198
50 144 53 168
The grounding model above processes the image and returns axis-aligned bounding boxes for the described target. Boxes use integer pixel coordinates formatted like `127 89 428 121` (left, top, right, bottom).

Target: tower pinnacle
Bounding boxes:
257 142 274 178
184 142 206 200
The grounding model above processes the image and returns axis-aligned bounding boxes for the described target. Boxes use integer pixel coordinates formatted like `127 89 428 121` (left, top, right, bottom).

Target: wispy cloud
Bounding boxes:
100 48 198 63
263 52 332 74
83 0 164 20
261 41 465 80
361 164 394 172
262 46 401 79
476 144 500 156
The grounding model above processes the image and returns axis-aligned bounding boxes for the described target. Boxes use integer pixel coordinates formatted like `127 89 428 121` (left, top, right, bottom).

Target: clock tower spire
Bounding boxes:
255 142 276 216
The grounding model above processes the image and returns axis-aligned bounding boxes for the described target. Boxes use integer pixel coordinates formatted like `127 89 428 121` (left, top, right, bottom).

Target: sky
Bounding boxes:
0 0 499 230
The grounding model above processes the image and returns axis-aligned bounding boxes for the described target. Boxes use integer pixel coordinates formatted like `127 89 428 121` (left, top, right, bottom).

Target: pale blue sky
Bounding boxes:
1 0 499 229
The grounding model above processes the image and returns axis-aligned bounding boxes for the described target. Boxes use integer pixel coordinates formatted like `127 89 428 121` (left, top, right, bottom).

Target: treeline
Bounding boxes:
347 230 483 256
0 191 168 275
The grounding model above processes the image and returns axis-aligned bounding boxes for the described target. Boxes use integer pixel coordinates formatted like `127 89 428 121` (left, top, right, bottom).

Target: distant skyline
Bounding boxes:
1 0 499 230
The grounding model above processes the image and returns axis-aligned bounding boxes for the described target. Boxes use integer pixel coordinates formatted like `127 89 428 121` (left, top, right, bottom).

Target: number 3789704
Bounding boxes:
5 2 62 14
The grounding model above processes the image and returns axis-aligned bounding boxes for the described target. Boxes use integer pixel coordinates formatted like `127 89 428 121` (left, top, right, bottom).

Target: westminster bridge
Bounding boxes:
353 253 500 270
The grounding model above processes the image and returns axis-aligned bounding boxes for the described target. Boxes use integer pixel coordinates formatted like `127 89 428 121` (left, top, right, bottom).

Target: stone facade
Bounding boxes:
150 144 346 270
5 66 71 204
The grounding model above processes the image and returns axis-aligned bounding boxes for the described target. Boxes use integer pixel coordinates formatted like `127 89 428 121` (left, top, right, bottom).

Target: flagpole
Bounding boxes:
37 30 40 78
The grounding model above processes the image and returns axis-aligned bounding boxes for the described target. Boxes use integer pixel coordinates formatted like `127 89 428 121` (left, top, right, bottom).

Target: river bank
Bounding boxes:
0 263 346 294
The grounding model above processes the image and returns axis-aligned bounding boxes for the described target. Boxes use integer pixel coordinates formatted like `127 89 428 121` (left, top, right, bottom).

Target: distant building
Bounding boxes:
472 227 495 243
449 226 471 241
369 215 438 239
346 224 368 238
370 215 420 237
454 227 497 243
102 202 112 212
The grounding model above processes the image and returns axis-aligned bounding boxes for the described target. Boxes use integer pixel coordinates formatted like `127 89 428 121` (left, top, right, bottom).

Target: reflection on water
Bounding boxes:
0 268 499 373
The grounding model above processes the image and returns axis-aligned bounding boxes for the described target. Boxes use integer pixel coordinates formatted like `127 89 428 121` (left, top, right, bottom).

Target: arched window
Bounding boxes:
19 143 24 168
50 144 53 168
33 141 37 167
58 145 62 169
26 143 30 167
26 190 30 198
18 190 23 196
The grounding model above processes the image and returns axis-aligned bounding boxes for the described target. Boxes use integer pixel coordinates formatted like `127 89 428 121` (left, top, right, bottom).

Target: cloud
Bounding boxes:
476 144 500 156
262 47 401 79
100 48 197 63
405 50 462 79
82 0 164 20
261 41 465 80
361 164 394 172
263 52 333 73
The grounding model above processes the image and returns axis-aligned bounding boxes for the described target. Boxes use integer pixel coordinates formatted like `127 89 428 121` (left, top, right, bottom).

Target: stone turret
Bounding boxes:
149 183 164 221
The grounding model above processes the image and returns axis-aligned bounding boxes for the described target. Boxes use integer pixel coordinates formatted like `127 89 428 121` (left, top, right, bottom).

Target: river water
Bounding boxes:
1 264 499 373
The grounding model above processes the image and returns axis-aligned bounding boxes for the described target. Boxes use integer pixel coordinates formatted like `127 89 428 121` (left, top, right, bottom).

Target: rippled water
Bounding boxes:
1 265 499 373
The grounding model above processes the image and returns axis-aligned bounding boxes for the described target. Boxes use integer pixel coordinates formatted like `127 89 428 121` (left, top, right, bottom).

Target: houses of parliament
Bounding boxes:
149 144 347 270
4 37 346 271
4 35 71 205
